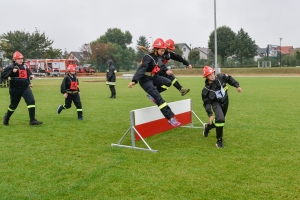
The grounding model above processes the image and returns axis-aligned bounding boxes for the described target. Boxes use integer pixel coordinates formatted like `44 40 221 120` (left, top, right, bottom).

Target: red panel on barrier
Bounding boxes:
135 111 191 140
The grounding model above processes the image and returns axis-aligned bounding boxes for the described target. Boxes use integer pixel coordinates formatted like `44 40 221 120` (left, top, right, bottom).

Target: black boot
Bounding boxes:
216 138 224 148
30 119 43 125
3 113 9 126
215 127 224 148
110 86 116 98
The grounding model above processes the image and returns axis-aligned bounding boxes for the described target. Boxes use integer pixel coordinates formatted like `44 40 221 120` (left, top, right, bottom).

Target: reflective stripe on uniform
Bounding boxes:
214 119 224 127
224 86 228 91
161 85 169 90
158 102 167 109
27 105 35 108
8 107 15 111
144 72 153 76
106 81 116 85
171 78 177 86
77 109 82 111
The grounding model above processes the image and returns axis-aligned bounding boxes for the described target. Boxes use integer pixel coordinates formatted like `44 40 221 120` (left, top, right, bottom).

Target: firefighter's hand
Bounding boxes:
78 92 81 96
29 84 33 87
237 87 242 93
187 64 193 69
209 116 214 125
128 82 135 88
166 70 173 75
13 68 18 73
63 93 68 98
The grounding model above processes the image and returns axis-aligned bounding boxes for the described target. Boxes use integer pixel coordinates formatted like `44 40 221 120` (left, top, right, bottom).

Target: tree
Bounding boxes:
111 44 135 71
188 49 200 67
62 48 69 59
42 47 62 59
90 43 115 72
79 43 92 55
208 26 236 67
173 44 183 56
93 28 132 49
233 28 257 66
0 29 54 59
295 51 300 61
91 28 136 71
135 36 151 62
78 43 92 64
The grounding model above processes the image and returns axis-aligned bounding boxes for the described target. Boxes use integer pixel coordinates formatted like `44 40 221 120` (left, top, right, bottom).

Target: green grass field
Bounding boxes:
0 76 299 199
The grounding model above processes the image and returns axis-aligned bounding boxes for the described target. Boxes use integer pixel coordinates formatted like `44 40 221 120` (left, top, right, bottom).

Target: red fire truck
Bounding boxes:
26 59 78 76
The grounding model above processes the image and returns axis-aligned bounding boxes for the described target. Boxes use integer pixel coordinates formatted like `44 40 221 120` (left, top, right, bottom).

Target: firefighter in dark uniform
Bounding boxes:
128 38 181 127
202 66 242 148
106 60 116 98
156 39 192 96
2 51 43 126
0 67 9 88
57 64 83 120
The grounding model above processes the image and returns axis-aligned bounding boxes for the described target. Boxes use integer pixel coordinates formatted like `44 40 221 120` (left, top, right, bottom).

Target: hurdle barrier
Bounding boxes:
111 99 204 152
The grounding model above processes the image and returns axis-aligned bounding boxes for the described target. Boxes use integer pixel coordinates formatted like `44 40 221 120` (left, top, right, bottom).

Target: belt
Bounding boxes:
66 90 78 94
144 72 154 76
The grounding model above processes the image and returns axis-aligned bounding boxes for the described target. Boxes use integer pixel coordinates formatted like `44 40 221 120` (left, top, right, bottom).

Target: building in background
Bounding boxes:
175 43 191 60
68 51 90 64
278 46 293 55
255 46 267 61
194 47 210 60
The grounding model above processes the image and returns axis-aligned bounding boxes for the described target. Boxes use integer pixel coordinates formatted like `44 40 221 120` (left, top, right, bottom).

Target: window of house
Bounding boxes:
183 47 186 52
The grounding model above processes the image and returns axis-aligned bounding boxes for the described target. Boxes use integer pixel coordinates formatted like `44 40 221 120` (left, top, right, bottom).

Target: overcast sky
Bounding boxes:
1 0 299 52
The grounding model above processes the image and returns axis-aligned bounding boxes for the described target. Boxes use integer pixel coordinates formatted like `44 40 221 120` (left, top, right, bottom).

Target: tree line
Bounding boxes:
1 27 300 70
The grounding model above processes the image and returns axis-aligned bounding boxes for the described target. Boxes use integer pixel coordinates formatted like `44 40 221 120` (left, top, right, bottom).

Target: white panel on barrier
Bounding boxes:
168 99 192 115
134 106 164 125
134 99 191 125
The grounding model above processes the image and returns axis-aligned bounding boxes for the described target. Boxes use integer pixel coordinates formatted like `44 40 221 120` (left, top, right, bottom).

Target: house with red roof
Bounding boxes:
278 46 293 55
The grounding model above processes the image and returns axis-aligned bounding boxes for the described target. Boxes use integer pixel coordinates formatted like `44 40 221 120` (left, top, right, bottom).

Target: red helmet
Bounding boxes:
13 51 24 60
165 39 175 50
203 66 215 78
67 64 76 72
152 38 167 49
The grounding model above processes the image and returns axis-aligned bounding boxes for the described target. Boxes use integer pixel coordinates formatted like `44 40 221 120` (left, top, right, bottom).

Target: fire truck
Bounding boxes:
26 59 78 76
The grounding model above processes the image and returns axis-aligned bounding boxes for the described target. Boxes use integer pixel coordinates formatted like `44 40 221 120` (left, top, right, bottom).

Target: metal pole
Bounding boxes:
279 38 282 68
214 0 218 74
190 44 192 67
96 47 99 72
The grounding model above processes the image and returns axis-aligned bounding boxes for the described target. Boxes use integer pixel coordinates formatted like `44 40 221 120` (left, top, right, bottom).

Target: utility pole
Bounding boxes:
279 38 282 68
214 0 219 74
96 47 100 72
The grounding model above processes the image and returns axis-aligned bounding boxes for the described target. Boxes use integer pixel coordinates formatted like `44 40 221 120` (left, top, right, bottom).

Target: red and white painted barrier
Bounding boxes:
134 99 192 140
111 99 203 152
